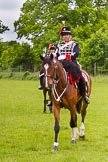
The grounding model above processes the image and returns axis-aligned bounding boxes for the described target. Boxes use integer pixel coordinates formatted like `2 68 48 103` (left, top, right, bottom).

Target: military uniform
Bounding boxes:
57 26 90 104
58 41 79 62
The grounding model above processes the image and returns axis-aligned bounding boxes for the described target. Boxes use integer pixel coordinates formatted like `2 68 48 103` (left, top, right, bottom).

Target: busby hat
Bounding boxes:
48 44 56 50
60 26 72 36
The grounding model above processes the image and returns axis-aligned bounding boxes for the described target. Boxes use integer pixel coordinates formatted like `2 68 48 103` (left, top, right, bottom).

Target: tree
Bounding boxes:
69 0 108 39
14 0 108 46
13 0 108 71
80 24 108 74
0 41 36 71
0 20 9 34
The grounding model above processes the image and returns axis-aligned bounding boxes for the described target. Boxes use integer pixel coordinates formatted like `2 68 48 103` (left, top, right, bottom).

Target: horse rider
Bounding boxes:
38 44 57 90
57 26 90 104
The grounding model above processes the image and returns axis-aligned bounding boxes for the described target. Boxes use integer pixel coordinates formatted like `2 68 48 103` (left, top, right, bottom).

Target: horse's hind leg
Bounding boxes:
79 103 88 138
70 109 79 143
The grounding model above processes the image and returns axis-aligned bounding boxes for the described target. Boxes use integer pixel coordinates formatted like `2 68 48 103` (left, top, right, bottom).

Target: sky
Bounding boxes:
0 0 27 43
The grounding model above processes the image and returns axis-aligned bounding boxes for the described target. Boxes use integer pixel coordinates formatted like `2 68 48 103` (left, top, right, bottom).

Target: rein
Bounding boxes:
52 62 69 102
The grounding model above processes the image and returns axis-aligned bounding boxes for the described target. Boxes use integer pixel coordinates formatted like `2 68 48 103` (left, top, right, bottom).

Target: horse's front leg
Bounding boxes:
70 108 79 143
43 91 46 113
48 89 52 113
52 105 60 151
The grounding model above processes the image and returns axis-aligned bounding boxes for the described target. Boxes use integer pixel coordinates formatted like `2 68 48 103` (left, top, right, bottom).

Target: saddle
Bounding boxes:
68 70 89 94
62 59 82 83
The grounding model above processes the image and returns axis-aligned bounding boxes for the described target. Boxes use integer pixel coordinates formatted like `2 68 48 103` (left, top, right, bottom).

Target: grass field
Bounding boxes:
0 77 108 162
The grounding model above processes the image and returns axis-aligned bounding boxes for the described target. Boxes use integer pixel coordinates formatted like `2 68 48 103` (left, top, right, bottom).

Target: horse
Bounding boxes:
40 54 92 151
39 66 52 113
42 79 52 113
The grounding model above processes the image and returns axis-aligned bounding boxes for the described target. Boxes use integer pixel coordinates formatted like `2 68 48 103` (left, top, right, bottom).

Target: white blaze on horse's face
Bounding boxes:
44 64 49 88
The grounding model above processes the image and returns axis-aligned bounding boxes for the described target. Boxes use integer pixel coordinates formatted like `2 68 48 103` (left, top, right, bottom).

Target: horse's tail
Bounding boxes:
76 98 83 113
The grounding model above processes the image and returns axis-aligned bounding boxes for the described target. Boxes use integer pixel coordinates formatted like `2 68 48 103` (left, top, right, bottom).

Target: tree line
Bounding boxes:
0 0 108 74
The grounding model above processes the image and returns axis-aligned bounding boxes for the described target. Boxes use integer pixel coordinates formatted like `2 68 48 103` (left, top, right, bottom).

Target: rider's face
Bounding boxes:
62 34 71 42
50 49 55 53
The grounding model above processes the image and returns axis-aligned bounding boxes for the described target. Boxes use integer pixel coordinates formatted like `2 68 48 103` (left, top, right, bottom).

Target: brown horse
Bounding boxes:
42 78 52 113
39 67 52 113
40 54 92 151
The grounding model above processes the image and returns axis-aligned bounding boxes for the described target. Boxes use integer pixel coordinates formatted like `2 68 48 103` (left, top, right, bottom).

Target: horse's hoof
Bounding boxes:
71 140 76 144
43 111 46 113
79 135 85 139
52 145 58 151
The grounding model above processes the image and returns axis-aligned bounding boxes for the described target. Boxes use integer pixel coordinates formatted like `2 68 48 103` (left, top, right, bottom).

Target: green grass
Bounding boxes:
0 77 108 162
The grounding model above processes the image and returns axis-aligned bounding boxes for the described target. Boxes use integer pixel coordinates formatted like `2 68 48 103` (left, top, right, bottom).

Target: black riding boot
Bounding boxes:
38 75 44 90
79 79 90 104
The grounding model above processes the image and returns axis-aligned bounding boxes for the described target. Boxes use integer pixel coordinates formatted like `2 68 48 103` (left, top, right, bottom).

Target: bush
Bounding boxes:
0 71 39 80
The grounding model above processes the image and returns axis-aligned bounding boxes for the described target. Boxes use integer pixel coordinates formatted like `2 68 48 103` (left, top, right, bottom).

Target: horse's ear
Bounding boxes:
50 53 54 60
40 55 44 60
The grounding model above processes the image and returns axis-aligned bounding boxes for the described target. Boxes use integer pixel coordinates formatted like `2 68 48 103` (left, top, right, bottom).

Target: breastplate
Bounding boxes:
58 42 74 55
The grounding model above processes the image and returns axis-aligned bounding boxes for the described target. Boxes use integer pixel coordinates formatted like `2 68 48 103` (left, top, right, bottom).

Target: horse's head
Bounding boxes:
40 54 57 89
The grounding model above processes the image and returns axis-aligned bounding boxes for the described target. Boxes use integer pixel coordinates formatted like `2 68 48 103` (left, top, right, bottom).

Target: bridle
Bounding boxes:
44 59 69 102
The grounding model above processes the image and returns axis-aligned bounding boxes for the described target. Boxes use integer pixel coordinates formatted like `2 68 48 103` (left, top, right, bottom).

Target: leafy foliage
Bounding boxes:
80 24 108 73
0 0 108 74
0 20 9 34
0 41 36 71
